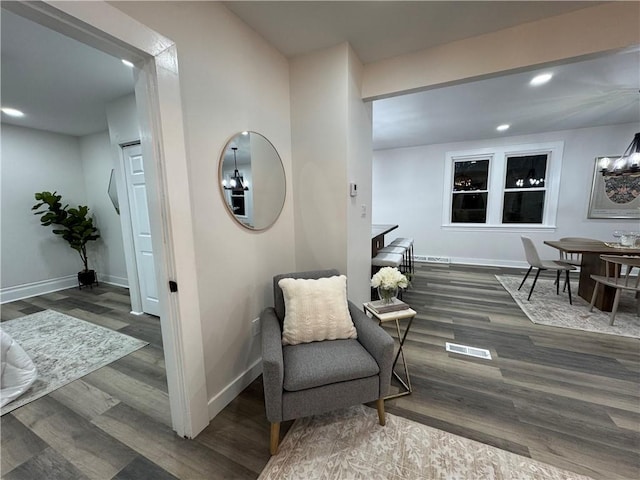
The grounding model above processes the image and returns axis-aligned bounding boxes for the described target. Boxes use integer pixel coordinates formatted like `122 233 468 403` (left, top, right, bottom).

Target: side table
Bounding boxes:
363 302 416 399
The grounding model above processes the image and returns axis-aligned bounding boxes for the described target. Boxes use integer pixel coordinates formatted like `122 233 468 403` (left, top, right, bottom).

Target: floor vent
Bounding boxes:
445 342 492 360
426 256 451 264
413 255 428 262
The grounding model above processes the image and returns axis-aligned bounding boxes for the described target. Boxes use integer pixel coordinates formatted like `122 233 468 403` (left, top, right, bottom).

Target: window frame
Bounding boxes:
442 141 564 231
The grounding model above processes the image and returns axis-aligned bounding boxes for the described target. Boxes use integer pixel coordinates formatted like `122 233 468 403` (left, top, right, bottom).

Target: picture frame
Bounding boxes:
588 157 640 219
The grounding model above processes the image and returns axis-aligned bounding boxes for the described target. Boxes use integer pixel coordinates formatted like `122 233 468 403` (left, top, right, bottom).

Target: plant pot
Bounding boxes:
78 270 98 289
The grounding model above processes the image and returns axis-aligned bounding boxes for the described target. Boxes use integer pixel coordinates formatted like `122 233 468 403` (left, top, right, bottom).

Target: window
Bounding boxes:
451 158 489 223
443 142 563 230
502 154 547 224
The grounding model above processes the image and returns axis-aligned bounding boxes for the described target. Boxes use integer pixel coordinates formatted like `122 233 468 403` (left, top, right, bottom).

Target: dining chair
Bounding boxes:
588 255 640 325
557 237 603 268
519 236 576 304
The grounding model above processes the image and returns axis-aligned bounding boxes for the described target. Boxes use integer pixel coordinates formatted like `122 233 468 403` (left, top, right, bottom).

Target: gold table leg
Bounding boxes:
383 315 414 400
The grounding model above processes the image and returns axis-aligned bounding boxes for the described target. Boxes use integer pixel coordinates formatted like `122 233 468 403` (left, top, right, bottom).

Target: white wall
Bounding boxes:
112 1 295 418
291 44 349 274
290 43 373 306
1 125 87 297
79 131 128 286
346 45 374 305
372 123 640 267
0 124 131 302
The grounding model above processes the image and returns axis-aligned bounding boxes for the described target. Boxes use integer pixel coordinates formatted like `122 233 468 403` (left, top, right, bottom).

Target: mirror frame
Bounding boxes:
218 131 286 231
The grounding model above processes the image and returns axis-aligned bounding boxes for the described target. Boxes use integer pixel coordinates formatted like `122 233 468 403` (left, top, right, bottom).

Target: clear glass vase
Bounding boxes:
377 286 398 304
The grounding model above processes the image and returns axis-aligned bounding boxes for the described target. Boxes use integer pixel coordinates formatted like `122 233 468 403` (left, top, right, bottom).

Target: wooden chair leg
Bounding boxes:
589 282 600 312
270 422 280 455
376 398 386 426
610 289 622 326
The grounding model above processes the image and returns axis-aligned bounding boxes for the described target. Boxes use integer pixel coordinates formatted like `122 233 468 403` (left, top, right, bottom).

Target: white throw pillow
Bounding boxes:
279 275 357 345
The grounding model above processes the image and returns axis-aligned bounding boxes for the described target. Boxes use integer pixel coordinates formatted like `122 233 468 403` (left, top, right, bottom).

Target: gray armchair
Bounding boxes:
261 269 394 454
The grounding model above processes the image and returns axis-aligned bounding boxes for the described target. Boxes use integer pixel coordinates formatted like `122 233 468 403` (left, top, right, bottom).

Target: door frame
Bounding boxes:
4 1 210 438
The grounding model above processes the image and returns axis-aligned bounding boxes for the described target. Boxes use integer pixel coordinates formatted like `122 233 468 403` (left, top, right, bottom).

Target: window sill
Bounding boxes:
441 224 557 233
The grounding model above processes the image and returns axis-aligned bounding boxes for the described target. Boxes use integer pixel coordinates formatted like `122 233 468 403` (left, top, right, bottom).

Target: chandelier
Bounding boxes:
599 132 640 176
222 147 249 191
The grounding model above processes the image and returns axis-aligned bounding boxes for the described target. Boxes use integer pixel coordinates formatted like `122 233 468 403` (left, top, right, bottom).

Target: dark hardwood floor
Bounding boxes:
1 264 638 479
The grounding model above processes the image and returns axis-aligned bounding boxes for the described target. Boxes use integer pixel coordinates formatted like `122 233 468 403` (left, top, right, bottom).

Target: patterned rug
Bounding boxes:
0 309 147 415
496 275 640 338
258 405 592 479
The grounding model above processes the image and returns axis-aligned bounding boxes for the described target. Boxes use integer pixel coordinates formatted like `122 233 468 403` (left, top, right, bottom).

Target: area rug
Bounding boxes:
259 405 592 480
496 275 640 339
0 309 147 415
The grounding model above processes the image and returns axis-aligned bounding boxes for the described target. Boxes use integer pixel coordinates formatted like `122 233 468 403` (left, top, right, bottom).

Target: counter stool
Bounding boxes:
390 238 414 275
377 246 410 275
372 252 403 269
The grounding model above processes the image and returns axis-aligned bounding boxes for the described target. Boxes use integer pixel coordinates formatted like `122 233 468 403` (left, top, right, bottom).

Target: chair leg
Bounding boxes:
565 270 572 305
589 282 600 312
528 269 542 301
556 270 561 295
270 422 280 455
376 398 386 426
610 289 622 326
518 266 532 290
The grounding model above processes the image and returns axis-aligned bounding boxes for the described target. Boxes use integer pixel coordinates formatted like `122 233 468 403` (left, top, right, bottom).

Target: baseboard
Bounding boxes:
207 359 263 420
100 274 129 288
414 255 529 270
1 275 78 304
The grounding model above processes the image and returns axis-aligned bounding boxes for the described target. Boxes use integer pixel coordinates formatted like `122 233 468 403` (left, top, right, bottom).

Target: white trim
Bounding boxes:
414 255 529 269
8 0 210 439
0 274 129 304
100 275 129 288
441 225 556 233
207 359 263 420
0 275 77 304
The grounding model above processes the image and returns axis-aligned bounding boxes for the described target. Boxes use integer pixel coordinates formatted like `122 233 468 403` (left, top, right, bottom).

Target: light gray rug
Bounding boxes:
496 275 640 338
0 309 147 415
259 405 593 480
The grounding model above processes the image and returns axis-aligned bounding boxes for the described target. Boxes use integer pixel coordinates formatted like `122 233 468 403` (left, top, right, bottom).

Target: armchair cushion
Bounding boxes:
279 275 357 345
282 339 379 392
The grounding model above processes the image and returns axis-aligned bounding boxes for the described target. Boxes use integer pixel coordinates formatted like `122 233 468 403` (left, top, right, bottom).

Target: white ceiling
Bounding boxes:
1 2 638 150
1 9 135 137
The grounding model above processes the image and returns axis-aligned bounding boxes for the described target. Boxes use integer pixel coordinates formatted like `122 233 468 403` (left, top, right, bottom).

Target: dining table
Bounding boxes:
544 239 640 311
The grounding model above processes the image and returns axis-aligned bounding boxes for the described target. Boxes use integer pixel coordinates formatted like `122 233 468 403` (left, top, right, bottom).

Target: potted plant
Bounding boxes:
32 191 101 288
370 266 409 304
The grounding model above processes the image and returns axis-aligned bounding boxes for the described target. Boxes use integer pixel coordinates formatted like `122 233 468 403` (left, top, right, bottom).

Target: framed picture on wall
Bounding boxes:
588 157 640 219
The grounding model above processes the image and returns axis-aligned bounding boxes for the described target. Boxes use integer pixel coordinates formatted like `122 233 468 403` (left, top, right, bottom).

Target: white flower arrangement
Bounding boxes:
370 266 409 290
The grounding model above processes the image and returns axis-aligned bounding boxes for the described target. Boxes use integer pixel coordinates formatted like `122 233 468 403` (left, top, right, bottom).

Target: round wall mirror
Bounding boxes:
218 131 286 230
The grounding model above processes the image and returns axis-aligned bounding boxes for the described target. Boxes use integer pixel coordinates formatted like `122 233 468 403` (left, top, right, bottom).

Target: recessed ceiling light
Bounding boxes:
1 107 25 117
497 124 510 131
121 59 134 68
530 73 553 86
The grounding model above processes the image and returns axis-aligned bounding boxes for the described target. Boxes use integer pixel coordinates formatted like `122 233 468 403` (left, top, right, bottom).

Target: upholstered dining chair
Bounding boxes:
260 269 394 455
519 236 576 304
589 255 640 325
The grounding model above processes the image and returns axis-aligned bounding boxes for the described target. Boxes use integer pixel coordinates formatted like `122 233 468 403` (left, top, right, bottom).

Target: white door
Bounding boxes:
123 144 160 316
